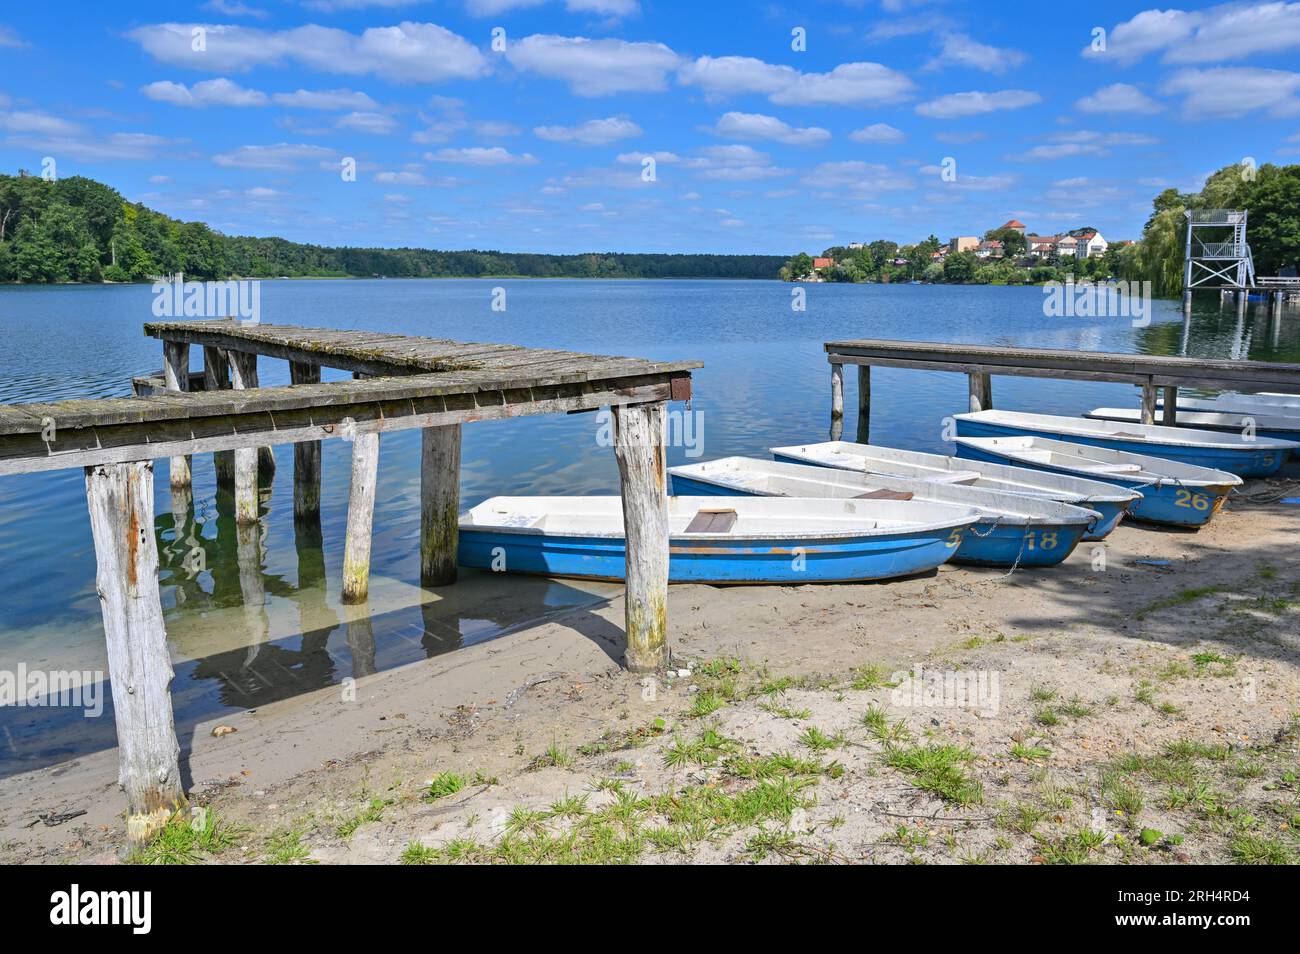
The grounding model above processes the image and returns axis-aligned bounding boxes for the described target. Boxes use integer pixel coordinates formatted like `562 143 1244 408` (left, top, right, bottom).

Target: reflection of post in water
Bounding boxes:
291 508 339 655
343 602 377 678
235 521 269 667
419 597 466 660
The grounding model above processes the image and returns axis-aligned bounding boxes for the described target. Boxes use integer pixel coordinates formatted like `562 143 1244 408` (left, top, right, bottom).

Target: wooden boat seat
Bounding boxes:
684 508 738 533
853 489 914 500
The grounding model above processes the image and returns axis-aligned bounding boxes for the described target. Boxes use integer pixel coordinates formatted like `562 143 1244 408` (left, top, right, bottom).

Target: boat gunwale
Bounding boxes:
954 409 1300 452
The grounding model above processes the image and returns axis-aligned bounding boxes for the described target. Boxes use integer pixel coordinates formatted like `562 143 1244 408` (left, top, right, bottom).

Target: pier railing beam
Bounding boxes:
613 401 670 673
289 361 322 521
829 363 845 441
342 432 380 604
84 460 185 847
855 365 871 444
203 347 234 489
420 424 462 587
968 372 992 413
1140 381 1158 425
162 342 192 490
228 352 261 524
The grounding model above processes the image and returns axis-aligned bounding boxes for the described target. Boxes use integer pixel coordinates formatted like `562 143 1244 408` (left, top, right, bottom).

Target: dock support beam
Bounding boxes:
203 347 234 489
342 432 379 603
968 372 992 413
855 365 871 444
1140 381 1158 425
829 363 844 441
85 460 184 847
613 402 670 673
228 352 261 525
1162 387 1178 427
162 342 191 489
289 361 322 521
420 424 462 587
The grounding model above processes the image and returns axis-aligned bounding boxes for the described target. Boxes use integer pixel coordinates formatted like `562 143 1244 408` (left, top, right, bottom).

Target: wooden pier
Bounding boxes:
825 338 1300 440
0 319 698 845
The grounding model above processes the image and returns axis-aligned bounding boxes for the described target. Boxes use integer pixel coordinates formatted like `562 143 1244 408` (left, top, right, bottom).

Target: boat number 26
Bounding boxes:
1174 489 1211 511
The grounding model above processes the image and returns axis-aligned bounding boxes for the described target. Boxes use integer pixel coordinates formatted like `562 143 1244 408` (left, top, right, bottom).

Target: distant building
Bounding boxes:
1056 235 1078 257
975 239 1003 259
1076 230 1108 258
847 242 864 250
996 219 1027 235
949 236 979 254
813 257 834 269
1026 234 1057 259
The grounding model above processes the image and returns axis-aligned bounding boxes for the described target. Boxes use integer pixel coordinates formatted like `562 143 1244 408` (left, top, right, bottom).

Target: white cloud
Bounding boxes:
534 117 643 144
711 111 830 146
1085 4 1300 66
1161 66 1300 117
213 142 337 169
925 33 1027 74
0 110 83 136
803 161 913 196
915 89 1041 118
849 122 904 144
0 26 27 48
336 110 398 134
413 117 521 143
1075 83 1162 114
770 62 915 106
677 56 799 98
202 0 269 16
1010 129 1159 161
273 88 378 110
679 144 790 181
506 35 680 96
425 146 538 165
127 21 488 84
936 130 986 144
142 78 269 107
1 115 178 161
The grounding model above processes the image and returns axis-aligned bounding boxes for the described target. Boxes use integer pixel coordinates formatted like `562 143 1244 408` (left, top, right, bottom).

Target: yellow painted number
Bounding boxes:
945 527 963 548
1174 489 1210 511
1024 531 1058 550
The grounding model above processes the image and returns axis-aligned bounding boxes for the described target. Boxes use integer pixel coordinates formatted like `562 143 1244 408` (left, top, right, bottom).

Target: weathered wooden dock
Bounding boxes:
826 339 1300 440
0 319 698 845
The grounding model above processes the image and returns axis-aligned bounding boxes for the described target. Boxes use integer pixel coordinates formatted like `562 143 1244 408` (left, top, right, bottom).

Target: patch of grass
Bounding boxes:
849 665 888 690
1135 585 1227 620
662 727 735 769
1057 696 1096 718
1101 771 1145 821
1191 651 1238 677
130 808 246 865
1035 827 1107 865
797 726 845 752
262 825 314 865
689 691 725 718
1034 707 1060 727
884 743 983 806
1010 742 1051 762
425 772 467 801
400 841 440 865
336 797 388 838
1230 833 1293 865
1030 684 1058 703
999 801 1047 834
528 743 574 770
759 701 812 720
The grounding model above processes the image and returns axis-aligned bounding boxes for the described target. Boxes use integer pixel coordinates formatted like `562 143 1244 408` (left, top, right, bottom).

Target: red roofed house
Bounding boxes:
997 219 1027 235
813 257 834 269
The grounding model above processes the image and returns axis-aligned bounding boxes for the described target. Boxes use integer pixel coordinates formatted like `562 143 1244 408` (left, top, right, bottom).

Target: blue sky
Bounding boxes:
2 0 1299 255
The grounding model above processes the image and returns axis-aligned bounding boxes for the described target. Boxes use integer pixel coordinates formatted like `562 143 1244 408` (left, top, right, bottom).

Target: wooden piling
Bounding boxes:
84 460 185 847
968 372 992 413
1162 386 1178 427
613 402 670 673
162 342 191 489
289 361 322 520
420 424 462 587
829 363 844 441
1140 381 1158 425
203 347 234 488
341 432 379 603
855 365 871 444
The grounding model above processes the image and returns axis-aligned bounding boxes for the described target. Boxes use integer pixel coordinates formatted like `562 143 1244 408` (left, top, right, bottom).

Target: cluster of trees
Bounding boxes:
1130 161 1300 297
0 172 788 283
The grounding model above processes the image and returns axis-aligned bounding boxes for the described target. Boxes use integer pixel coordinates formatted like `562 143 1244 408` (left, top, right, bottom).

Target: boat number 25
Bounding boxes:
1174 489 1211 511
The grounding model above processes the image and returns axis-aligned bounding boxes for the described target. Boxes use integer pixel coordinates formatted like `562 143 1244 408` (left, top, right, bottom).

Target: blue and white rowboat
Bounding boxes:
769 440 1136 539
953 435 1241 528
953 409 1298 478
1160 394 1300 416
1087 406 1300 445
669 457 1100 568
458 495 980 584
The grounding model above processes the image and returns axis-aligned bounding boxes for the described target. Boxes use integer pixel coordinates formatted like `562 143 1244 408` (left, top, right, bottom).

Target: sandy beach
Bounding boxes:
1 461 1296 865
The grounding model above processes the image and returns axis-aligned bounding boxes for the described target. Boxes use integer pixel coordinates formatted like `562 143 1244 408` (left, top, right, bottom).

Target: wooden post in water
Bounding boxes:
289 361 322 521
341 431 379 603
968 372 992 413
162 342 191 489
1140 381 1158 425
855 365 871 444
420 424 461 587
1162 387 1178 427
613 402 670 673
228 352 260 524
84 460 185 847
829 363 845 441
203 347 234 488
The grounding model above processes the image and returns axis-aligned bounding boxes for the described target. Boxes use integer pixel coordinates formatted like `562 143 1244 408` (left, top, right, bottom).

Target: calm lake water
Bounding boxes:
1 279 1296 772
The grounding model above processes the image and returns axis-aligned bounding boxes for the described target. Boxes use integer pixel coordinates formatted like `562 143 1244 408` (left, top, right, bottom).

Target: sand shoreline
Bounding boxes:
2 466 1298 864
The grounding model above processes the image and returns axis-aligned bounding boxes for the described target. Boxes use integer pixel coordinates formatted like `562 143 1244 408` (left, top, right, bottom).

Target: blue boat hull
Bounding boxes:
671 475 1081 569
954 445 1231 528
460 526 964 586
954 418 1287 478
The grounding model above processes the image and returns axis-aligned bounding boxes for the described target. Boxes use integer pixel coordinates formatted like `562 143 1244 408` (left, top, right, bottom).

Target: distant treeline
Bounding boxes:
0 172 786 283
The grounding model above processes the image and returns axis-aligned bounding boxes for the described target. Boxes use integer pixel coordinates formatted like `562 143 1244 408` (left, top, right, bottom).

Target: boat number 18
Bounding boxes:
1174 489 1210 511
1024 531 1058 550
